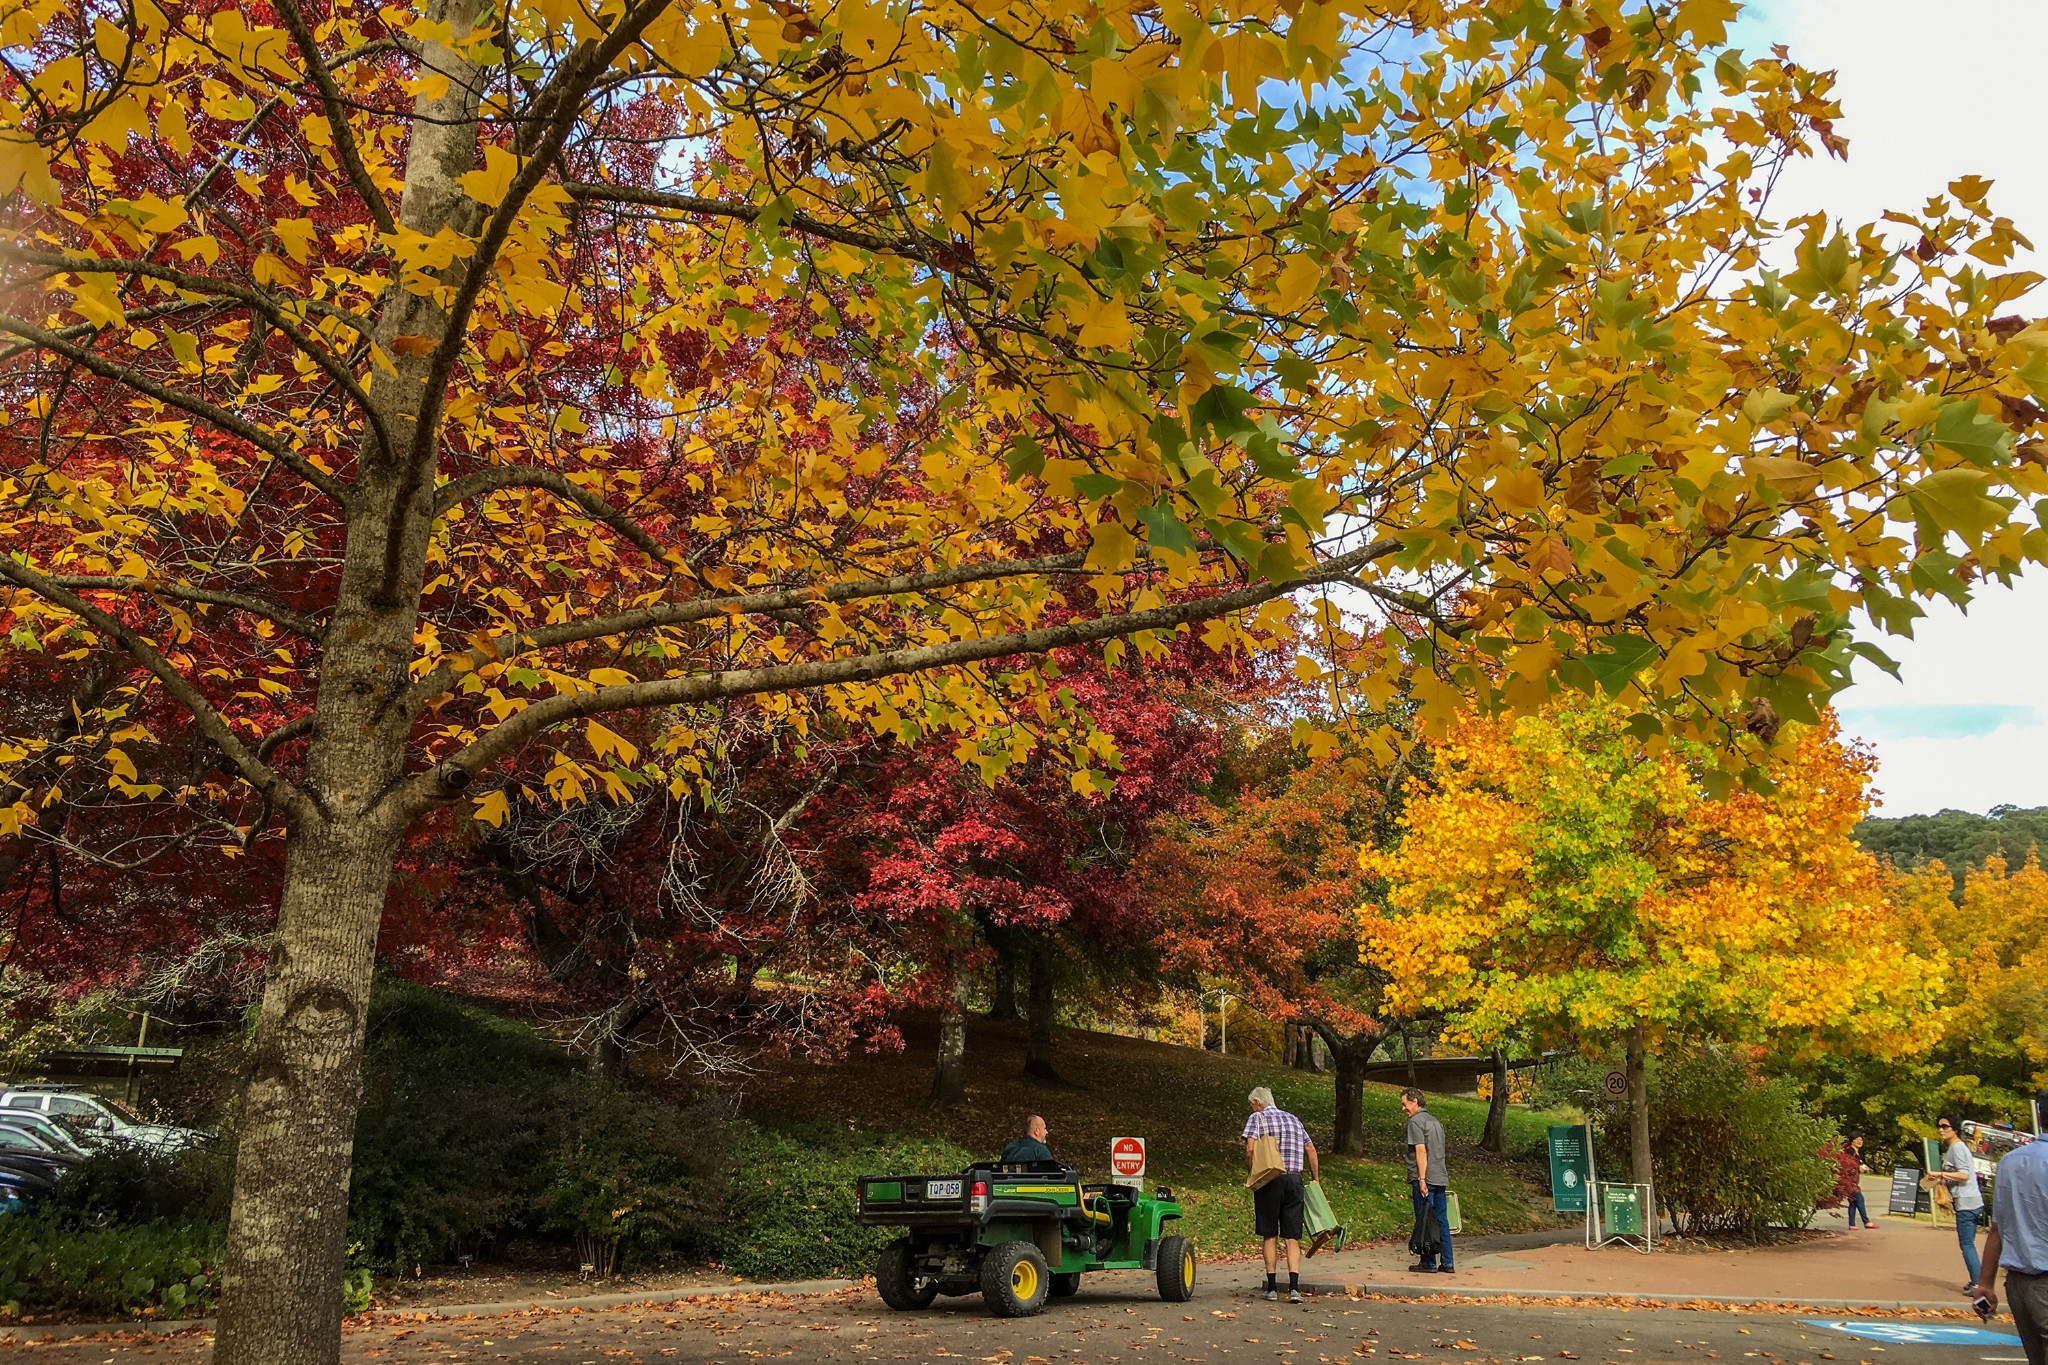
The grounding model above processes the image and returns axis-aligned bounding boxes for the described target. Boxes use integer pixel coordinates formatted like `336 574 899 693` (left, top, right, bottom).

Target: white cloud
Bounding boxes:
1737 0 2048 816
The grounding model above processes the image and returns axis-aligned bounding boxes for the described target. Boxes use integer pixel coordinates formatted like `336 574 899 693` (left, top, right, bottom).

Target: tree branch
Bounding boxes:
271 0 400 237
0 313 348 505
48 577 322 639
432 465 671 563
0 559 309 819
399 549 1091 713
0 246 396 465
397 539 1401 820
561 182 926 258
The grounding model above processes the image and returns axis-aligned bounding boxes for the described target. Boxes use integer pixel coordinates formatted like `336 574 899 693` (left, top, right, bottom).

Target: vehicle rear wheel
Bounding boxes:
1155 1235 1196 1302
876 1238 938 1311
980 1240 1050 1317
1050 1272 1081 1298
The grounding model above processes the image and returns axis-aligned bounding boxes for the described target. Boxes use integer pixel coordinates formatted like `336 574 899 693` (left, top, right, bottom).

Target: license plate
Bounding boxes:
925 1179 962 1199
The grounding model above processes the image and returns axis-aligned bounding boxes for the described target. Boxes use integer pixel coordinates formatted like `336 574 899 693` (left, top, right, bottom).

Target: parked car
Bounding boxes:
0 1108 94 1159
0 1159 58 1213
0 1086 206 1151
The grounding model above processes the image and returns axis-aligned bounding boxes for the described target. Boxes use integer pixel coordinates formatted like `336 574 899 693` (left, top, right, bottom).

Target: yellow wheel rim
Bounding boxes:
1012 1259 1040 1300
1182 1253 1195 1291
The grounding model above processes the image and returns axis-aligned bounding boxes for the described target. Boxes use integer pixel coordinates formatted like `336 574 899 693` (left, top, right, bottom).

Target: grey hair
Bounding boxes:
1248 1086 1275 1108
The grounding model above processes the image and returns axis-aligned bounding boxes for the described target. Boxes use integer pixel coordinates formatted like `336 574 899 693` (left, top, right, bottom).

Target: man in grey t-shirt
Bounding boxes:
1401 1089 1453 1273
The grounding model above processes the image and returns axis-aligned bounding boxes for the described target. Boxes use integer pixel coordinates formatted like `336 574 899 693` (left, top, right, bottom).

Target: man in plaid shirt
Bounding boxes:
1244 1086 1320 1303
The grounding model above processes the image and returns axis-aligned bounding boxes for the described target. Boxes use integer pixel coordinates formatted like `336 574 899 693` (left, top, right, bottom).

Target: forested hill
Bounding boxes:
1853 805 2048 896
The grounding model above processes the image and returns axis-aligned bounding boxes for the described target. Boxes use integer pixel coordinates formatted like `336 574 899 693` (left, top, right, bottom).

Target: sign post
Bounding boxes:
1110 1136 1146 1189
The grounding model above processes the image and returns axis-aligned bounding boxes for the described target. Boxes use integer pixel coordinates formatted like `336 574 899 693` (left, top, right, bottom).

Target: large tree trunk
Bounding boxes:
989 944 1018 1021
213 5 488 1360
931 945 970 1108
1022 937 1063 1082
1325 1030 1370 1157
1481 1048 1509 1154
213 824 400 1365
1626 1024 1654 1214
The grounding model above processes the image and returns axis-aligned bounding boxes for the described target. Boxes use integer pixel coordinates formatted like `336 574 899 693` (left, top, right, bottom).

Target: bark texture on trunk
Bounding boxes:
930 947 970 1108
213 825 400 1365
1480 1048 1509 1154
1022 938 1063 1082
1626 1024 1654 1213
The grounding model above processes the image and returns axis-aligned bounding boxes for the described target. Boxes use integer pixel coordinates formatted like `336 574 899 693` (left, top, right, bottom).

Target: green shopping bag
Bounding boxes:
1302 1178 1346 1256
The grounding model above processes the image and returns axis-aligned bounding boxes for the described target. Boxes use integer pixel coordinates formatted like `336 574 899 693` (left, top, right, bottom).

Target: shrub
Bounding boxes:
348 976 733 1275
45 1140 233 1229
714 1125 976 1283
1606 1046 1836 1237
0 1214 220 1320
347 975 584 1271
540 1085 731 1276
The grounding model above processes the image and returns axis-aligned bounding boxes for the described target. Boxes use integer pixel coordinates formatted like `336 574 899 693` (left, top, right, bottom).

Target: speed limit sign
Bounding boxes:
1602 1068 1628 1098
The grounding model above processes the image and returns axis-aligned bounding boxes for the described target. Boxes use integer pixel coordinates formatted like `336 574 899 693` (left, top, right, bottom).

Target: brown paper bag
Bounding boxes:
1245 1134 1284 1190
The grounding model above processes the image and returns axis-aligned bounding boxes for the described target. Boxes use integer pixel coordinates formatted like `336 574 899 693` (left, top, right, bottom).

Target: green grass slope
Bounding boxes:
742 1015 1571 1256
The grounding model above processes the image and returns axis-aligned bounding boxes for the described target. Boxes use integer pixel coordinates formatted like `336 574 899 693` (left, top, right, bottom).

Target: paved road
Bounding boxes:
3 1276 2029 1365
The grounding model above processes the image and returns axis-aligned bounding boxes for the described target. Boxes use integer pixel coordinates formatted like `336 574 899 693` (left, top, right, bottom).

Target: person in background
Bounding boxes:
1244 1086 1319 1304
1937 1116 1986 1291
1844 1132 1875 1230
1973 1131 2046 1365
1001 1115 1056 1165
1400 1088 1454 1274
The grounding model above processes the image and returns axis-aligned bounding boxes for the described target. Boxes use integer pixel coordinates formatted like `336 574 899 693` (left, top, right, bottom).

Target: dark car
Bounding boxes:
0 1159 58 1213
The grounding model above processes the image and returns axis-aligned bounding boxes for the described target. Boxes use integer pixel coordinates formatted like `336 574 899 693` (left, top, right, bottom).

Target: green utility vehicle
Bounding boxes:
855 1160 1195 1317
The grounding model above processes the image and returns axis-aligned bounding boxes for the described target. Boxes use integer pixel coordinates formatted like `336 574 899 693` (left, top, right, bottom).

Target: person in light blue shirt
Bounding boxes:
1975 1136 2047 1365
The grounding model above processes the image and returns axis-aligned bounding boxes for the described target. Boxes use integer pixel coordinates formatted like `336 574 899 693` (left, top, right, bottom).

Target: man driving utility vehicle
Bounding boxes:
1001 1114 1057 1164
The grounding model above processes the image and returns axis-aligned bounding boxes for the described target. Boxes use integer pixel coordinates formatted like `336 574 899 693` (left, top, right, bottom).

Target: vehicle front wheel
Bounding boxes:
1050 1271 1081 1298
1155 1235 1196 1302
980 1240 1050 1317
876 1238 938 1311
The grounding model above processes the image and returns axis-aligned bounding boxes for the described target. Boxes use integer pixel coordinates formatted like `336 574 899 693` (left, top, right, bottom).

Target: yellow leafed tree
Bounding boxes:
1360 705 1946 1204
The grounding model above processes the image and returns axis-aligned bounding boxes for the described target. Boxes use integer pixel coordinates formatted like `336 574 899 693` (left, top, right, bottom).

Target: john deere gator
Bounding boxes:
855 1159 1195 1317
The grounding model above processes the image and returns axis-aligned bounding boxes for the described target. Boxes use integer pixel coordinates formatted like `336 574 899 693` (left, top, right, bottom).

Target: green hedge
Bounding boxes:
714 1125 976 1282
0 1215 220 1320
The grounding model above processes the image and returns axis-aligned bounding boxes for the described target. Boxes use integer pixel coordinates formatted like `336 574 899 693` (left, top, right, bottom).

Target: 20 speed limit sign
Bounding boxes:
1110 1136 1146 1179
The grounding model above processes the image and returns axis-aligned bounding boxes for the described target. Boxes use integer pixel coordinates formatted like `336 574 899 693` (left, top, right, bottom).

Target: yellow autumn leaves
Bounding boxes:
1359 704 1946 1063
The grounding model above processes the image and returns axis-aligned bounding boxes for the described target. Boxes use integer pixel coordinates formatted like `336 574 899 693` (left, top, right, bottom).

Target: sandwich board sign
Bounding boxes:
1110 1136 1146 1188
1547 1126 1592 1212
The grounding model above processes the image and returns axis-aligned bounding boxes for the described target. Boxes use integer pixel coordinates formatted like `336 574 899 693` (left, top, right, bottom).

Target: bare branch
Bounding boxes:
49 576 322 639
0 313 348 505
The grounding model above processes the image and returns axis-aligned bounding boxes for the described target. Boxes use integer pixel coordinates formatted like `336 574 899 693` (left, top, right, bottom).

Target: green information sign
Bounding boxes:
1601 1184 1645 1237
1548 1125 1593 1213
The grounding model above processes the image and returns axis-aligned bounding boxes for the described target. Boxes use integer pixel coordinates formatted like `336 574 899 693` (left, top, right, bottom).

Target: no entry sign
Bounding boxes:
1110 1136 1147 1183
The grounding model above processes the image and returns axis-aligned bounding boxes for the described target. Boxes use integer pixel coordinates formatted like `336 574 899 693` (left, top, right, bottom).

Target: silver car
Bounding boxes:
0 1087 206 1151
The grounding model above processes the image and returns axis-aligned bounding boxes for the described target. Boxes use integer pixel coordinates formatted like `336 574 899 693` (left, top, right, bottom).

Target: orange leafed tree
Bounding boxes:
1361 706 1946 1206
0 0 2044 1356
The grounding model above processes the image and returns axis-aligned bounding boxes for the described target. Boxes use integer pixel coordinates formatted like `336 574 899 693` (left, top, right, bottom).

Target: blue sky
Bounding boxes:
1732 0 2048 816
